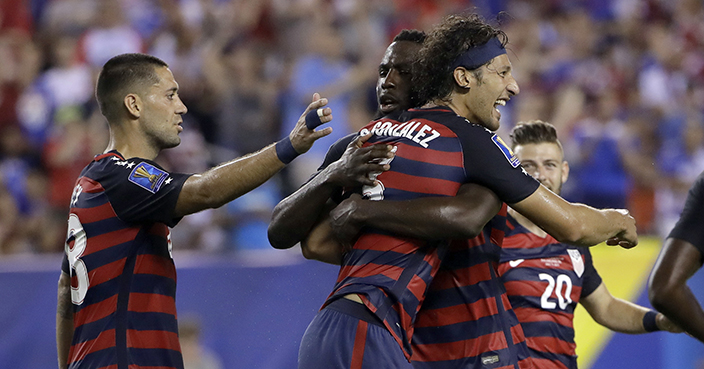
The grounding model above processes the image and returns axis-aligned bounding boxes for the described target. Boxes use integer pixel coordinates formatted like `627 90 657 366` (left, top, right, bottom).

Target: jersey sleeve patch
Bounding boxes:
128 162 170 193
567 249 585 277
491 134 520 168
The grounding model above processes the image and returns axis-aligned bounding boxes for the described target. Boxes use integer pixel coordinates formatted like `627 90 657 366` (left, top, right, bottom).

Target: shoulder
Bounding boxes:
89 152 175 195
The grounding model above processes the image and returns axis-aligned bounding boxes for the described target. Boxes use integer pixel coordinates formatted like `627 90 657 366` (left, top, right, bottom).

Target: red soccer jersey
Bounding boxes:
498 215 602 369
62 151 190 369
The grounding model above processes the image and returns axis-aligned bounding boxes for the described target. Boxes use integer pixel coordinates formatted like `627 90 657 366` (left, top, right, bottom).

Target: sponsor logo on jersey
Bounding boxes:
509 259 525 267
567 249 585 277
128 162 169 193
491 134 520 168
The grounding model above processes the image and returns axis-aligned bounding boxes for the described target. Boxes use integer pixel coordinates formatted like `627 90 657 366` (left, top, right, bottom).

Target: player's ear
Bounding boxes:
124 93 142 119
561 160 570 184
453 67 472 89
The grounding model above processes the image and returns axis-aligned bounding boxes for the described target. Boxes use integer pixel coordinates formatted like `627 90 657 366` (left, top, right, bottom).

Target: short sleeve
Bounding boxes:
301 133 357 203
100 159 191 227
456 124 540 204
580 248 603 298
316 133 357 171
668 172 704 261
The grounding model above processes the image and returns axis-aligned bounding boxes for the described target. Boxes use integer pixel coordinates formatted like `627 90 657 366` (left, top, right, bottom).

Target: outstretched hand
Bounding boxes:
289 93 334 154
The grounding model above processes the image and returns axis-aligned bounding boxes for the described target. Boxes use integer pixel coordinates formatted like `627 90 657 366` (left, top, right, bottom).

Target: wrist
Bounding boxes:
275 137 300 164
643 310 661 332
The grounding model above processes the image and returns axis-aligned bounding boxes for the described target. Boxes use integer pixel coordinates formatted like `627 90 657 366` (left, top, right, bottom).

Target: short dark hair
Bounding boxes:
415 13 508 103
392 29 427 44
510 120 563 153
95 53 168 122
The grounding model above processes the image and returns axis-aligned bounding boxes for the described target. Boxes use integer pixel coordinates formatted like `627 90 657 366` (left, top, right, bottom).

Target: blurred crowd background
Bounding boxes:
0 0 703 256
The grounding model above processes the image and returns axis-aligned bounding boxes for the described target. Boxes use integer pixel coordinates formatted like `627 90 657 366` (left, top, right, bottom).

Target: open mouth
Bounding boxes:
379 94 398 111
494 99 507 117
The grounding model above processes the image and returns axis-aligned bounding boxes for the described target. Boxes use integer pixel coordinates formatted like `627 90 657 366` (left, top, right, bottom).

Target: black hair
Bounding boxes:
392 29 427 44
95 53 168 122
414 13 508 103
509 120 563 152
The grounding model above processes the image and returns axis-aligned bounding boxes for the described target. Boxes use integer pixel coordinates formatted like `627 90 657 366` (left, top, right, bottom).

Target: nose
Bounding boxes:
507 76 520 96
536 166 549 183
382 69 400 89
176 96 188 114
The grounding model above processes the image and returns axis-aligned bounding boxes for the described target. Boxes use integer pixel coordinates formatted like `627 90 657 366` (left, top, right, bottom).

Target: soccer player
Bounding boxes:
499 120 682 369
270 28 504 368
275 14 638 369
55 53 333 369
649 174 704 343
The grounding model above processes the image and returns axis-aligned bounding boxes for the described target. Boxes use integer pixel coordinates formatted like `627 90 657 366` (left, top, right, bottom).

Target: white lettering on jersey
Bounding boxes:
362 120 440 148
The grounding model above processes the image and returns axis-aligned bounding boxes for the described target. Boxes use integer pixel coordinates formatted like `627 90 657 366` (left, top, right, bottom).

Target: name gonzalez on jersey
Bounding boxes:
360 120 440 148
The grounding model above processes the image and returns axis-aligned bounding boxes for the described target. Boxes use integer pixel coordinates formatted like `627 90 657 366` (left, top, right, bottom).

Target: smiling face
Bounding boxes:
138 66 188 150
376 40 421 114
513 141 569 195
462 54 519 131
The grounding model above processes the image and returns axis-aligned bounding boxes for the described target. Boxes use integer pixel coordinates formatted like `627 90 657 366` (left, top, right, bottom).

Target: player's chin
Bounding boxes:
162 136 181 149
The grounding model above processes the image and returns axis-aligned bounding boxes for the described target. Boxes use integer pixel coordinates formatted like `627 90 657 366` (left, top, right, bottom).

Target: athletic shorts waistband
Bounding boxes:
325 298 385 327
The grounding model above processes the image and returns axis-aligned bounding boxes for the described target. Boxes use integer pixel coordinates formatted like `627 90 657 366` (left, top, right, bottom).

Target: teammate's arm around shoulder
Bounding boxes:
174 93 333 217
510 184 637 248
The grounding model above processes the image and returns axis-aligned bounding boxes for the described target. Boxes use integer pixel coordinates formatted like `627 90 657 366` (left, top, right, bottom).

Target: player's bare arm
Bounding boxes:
649 238 704 342
510 184 638 248
56 272 73 369
268 133 394 249
174 94 333 217
301 210 345 265
328 183 502 248
581 282 682 334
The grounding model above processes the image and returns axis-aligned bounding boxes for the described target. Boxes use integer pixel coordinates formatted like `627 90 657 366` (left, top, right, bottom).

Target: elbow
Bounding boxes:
267 224 294 250
267 207 297 250
300 241 316 260
648 276 676 313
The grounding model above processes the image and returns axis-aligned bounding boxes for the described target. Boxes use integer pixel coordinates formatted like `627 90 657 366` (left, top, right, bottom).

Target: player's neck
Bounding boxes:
105 124 159 160
507 207 548 238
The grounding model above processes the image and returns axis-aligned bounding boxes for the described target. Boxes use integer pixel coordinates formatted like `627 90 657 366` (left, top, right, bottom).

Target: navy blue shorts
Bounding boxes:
298 298 412 368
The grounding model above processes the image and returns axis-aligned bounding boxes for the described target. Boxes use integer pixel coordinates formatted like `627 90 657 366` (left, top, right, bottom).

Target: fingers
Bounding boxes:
351 132 373 148
310 127 333 140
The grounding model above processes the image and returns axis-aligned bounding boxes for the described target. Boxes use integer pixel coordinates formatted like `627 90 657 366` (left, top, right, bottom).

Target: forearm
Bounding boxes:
592 297 653 334
649 238 704 341
512 186 634 247
57 273 73 369
562 205 632 246
268 170 342 249
651 283 704 341
352 184 501 240
356 199 481 240
175 144 284 216
301 218 344 265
